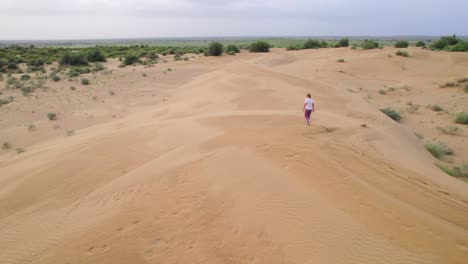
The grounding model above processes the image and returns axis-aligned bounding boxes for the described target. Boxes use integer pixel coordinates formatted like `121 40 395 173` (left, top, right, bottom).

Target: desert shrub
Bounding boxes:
303 39 323 49
50 73 60 82
457 77 468 83
123 54 139 65
27 66 46 73
431 105 443 111
380 108 401 122
438 126 461 135
21 86 33 96
226 44 240 53
425 142 451 158
249 41 270 52
70 86 76 90
361 39 379 50
394 41 409 48
454 112 468 124
351 43 358 49
27 123 36 131
174 53 182 61
430 35 459 50
336 58 345 63
338 38 349 47
60 52 88 66
87 48 106 62
207 42 223 56
415 133 424 140
379 89 386 94
0 97 14 105
440 82 457 88
286 44 302 51
81 78 90 85
449 41 468 52
20 74 31 81
415 41 426 47
395 50 409 57
464 84 468 93
2 142 11 150
16 147 25 154
227 51 236 56
48 112 57 120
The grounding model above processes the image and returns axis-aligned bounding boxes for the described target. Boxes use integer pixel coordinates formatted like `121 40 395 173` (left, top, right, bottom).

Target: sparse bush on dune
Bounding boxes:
440 82 457 88
87 48 106 62
438 126 462 135
336 58 345 62
425 142 452 158
123 54 140 65
207 42 223 56
380 108 401 122
436 163 468 178
395 50 409 57
415 41 426 48
286 44 302 51
454 112 468 124
431 105 443 111
226 44 240 54
2 142 11 150
361 39 379 50
60 52 88 66
81 78 90 85
303 39 323 49
338 38 349 47
430 35 468 52
394 41 409 48
249 41 271 52
47 112 57 120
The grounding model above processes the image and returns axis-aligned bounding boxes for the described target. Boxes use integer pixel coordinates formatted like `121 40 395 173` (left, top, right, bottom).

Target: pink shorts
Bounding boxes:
304 109 312 119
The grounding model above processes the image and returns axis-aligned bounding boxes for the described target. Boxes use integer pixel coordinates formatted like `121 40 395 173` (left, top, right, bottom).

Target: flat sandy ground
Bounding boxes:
0 47 468 264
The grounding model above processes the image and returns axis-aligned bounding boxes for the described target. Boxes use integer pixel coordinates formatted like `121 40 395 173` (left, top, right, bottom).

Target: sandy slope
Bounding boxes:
0 48 468 264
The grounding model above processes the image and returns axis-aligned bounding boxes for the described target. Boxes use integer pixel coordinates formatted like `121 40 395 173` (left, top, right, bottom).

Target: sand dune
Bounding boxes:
1 48 468 264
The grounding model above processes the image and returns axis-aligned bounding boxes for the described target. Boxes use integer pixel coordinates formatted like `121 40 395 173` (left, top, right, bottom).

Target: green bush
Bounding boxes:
81 78 90 85
207 42 223 56
431 105 443 111
226 44 240 53
415 41 426 48
395 50 409 57
123 54 139 65
303 39 323 49
338 38 349 47
48 112 57 120
449 41 468 52
361 39 379 50
430 35 460 50
454 112 468 124
286 44 302 51
20 74 31 81
394 41 409 48
425 142 453 158
249 41 270 52
227 51 236 56
51 75 60 82
87 48 106 62
380 108 401 122
60 52 88 66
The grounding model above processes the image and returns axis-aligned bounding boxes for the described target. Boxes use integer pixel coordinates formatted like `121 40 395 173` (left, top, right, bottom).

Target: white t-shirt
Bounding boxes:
305 98 314 110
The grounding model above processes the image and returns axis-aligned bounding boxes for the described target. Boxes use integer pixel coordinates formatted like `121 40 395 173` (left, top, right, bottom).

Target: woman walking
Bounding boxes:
303 93 315 125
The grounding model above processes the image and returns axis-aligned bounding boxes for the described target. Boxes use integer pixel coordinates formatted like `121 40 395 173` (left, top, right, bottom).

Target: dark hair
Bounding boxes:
307 93 311 98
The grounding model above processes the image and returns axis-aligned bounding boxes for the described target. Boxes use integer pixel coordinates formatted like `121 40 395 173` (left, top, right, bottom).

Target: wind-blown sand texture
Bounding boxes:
1 47 467 264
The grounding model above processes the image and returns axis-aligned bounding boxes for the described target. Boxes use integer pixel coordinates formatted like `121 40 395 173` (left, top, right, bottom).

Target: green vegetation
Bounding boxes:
436 163 468 178
414 133 424 140
48 112 57 120
337 38 349 47
454 112 468 124
16 147 25 154
225 44 240 53
430 35 468 52
81 78 90 85
2 142 11 150
227 51 236 56
249 41 271 52
425 142 453 158
431 105 443 111
394 41 409 48
0 96 14 105
123 54 139 65
437 126 461 135
395 50 409 57
207 42 223 56
415 41 426 48
361 39 379 50
380 108 401 122
303 39 325 49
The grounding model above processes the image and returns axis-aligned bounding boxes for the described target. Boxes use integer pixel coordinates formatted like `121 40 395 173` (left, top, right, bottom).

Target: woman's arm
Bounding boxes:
303 103 307 112
312 103 315 112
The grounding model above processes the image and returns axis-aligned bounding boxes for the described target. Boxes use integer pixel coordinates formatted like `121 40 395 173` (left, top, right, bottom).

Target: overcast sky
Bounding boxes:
1 0 467 40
